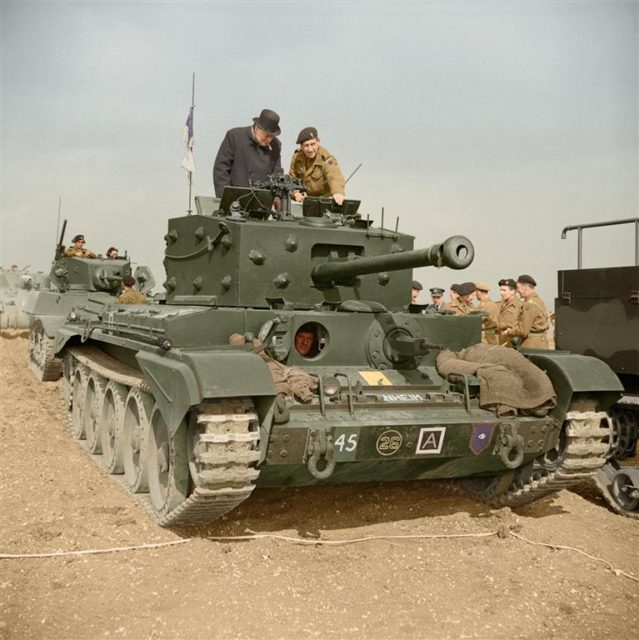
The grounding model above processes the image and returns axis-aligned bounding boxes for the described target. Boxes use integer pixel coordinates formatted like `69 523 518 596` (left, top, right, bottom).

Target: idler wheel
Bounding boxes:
147 406 189 520
100 381 128 474
610 468 639 512
122 388 154 493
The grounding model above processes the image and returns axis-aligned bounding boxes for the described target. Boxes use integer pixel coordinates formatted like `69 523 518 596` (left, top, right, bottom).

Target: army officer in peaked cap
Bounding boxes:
289 127 346 205
213 108 282 197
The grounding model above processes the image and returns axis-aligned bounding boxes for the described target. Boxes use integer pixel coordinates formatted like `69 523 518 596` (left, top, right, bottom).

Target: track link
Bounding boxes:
486 410 611 508
63 348 261 527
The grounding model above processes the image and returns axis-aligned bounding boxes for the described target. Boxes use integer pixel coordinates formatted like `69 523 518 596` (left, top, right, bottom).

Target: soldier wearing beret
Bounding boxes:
117 274 146 304
505 274 550 349
445 282 476 316
289 127 346 205
213 109 282 197
424 287 446 313
64 234 96 259
411 280 423 304
497 278 521 347
475 282 500 345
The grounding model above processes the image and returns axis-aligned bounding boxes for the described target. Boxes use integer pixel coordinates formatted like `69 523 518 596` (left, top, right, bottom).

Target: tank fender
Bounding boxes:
36 315 68 339
136 350 276 436
526 352 623 416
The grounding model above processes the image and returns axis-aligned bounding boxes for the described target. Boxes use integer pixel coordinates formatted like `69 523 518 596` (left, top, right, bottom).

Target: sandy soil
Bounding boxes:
0 335 637 640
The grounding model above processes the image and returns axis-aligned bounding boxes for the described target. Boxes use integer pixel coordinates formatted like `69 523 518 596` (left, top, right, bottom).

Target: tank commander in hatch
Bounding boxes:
213 108 282 198
117 274 146 304
289 127 345 205
106 246 119 259
64 234 96 258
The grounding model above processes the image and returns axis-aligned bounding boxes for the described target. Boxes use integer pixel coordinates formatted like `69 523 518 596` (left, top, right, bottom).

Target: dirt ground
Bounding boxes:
0 335 637 640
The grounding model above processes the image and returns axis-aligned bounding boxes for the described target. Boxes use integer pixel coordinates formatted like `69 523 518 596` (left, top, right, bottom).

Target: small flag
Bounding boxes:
181 106 195 173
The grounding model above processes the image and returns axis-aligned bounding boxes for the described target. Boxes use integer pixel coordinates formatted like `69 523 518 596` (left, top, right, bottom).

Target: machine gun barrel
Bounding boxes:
311 235 474 284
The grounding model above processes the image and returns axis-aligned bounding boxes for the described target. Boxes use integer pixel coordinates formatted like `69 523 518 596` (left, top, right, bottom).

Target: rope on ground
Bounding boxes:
0 539 189 559
508 530 639 583
2 528 637 584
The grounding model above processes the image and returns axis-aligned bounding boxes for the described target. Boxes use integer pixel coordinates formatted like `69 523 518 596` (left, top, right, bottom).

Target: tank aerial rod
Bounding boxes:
344 163 362 185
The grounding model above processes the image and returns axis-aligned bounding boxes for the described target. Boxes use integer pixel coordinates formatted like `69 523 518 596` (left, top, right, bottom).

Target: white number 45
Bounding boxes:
334 433 358 452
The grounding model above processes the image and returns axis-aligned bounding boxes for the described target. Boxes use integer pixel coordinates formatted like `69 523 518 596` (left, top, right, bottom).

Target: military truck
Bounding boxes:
26 181 621 527
556 218 639 518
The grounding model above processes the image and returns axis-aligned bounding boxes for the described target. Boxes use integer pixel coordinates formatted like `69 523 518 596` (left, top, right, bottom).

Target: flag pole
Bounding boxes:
187 73 195 215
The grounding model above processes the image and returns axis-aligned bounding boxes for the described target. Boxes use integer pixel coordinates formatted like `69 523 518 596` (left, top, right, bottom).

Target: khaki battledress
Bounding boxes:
288 146 345 197
477 298 500 345
444 298 475 316
514 293 550 349
498 297 522 347
117 288 146 304
64 246 96 258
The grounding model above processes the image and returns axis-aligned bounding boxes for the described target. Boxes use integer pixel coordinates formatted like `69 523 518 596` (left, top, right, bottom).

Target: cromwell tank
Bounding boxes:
0 266 50 331
27 180 622 527
556 218 639 518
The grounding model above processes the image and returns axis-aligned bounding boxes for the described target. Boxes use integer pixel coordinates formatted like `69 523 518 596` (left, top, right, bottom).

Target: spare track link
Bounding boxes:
65 347 260 527
488 410 611 509
155 402 260 527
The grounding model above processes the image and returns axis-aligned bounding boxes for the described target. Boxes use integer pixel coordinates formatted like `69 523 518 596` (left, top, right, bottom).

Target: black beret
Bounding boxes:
122 274 136 287
72 234 85 243
411 280 423 290
457 281 477 296
429 287 445 295
450 283 460 293
296 127 318 144
517 274 537 286
498 278 517 289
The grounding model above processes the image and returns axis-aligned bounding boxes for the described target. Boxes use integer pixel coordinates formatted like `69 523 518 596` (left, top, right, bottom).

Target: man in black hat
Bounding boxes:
288 127 345 205
445 282 476 315
410 280 423 304
213 109 282 197
497 278 521 347
508 274 550 349
64 234 96 258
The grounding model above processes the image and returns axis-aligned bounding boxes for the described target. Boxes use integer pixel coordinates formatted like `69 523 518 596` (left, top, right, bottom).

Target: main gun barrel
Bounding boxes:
311 235 474 284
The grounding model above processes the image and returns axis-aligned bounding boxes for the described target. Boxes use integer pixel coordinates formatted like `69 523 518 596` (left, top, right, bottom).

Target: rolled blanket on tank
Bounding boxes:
436 343 556 416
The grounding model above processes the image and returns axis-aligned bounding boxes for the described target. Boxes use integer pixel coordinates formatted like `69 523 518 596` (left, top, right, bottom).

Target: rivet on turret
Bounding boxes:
284 235 298 252
193 276 203 291
163 276 177 292
194 226 205 241
249 249 266 265
221 275 232 291
378 272 390 285
273 273 290 289
164 229 179 244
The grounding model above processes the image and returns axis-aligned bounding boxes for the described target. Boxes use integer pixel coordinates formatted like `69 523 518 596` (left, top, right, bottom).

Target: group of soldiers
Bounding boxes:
63 235 145 304
411 275 551 349
212 109 346 204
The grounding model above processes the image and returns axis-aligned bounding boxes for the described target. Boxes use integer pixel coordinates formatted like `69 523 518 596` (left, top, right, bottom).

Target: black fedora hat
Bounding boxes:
253 109 281 136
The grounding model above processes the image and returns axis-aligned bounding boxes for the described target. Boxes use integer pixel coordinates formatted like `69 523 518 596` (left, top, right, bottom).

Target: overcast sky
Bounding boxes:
1 1 637 305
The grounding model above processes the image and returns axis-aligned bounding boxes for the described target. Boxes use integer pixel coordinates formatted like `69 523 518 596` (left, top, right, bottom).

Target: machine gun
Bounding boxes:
251 173 306 220
55 219 68 260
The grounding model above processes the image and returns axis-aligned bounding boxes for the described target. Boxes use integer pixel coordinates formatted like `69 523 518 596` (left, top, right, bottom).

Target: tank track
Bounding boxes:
28 323 62 381
64 346 260 527
467 410 612 509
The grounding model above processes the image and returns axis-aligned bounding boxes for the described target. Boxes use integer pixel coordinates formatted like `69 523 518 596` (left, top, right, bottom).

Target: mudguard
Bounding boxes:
526 352 623 417
136 349 276 435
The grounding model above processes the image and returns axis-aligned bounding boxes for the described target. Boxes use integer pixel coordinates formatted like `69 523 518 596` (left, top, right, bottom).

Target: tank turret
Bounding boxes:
163 190 473 310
